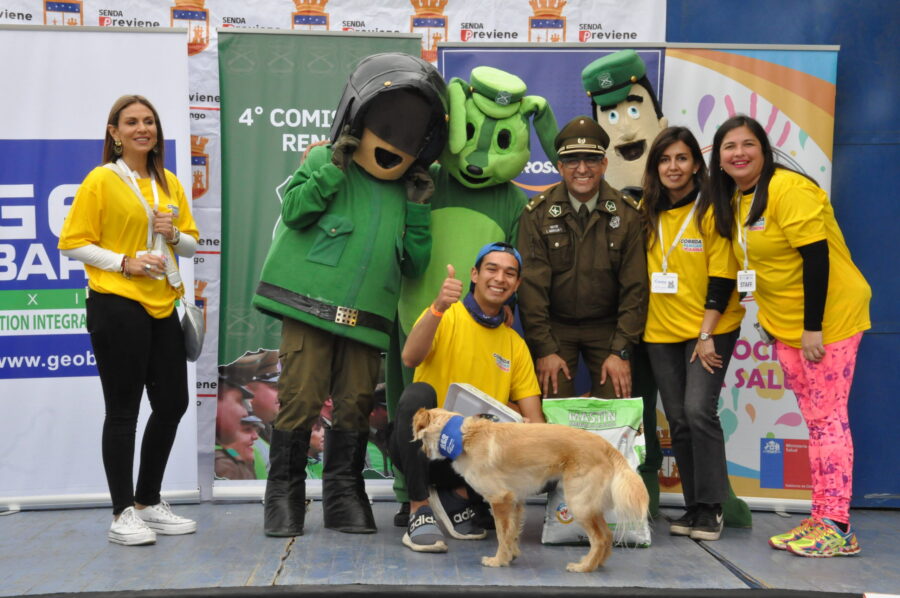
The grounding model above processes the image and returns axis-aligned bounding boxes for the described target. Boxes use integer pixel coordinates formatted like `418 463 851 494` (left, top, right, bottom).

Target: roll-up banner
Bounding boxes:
0 26 198 509
438 43 838 510
215 31 421 498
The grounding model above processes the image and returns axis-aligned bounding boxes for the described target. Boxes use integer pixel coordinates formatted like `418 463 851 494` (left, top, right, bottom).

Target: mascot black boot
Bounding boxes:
322 428 377 533
264 428 310 537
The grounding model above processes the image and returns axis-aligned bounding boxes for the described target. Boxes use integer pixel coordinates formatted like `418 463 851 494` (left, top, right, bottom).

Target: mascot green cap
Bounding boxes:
441 66 558 189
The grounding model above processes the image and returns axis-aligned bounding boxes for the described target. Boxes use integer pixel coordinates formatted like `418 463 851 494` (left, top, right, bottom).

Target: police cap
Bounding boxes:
554 116 609 157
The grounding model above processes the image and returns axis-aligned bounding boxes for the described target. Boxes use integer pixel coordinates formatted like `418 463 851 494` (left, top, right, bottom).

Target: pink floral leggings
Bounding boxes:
776 332 863 526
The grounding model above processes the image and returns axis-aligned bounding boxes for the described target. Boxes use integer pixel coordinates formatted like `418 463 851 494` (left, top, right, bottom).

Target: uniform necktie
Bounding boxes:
578 204 590 230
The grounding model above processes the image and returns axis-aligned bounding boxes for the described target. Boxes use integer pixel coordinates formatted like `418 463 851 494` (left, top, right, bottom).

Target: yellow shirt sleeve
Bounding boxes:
509 331 541 401
770 176 827 248
702 209 739 279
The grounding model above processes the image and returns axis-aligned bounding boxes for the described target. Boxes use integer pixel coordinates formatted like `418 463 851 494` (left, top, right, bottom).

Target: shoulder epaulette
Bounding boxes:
620 193 641 211
525 193 548 213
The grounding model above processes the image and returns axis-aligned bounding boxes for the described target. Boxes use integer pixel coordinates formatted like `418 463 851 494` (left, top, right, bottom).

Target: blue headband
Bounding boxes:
438 415 465 460
474 242 522 272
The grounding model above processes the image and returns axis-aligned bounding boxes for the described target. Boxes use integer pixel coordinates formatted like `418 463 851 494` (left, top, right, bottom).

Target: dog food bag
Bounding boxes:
541 397 652 547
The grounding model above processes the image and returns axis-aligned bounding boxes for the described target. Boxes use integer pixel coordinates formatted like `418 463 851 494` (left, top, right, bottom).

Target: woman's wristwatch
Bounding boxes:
167 226 181 245
698 331 712 341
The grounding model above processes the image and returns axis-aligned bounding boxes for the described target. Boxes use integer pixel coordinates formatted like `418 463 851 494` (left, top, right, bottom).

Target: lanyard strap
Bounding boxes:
658 200 697 273
734 189 757 271
115 159 159 249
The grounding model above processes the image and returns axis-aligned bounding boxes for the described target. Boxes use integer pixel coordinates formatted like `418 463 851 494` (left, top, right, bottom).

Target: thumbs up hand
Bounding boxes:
434 264 463 313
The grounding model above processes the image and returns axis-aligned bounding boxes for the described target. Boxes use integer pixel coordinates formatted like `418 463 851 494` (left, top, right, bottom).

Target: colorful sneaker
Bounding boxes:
669 504 699 536
402 506 447 553
135 500 197 535
769 517 816 550
689 504 724 541
428 487 487 540
787 519 860 558
108 507 156 546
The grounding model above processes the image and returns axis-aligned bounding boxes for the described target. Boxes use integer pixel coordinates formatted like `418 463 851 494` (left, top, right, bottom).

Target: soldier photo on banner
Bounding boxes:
215 349 393 481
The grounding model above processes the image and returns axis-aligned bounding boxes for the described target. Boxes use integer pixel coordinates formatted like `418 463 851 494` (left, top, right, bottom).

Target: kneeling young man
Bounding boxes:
389 242 544 553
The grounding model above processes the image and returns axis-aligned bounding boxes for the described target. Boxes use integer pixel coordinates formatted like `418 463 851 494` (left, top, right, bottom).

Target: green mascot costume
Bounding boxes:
386 66 559 524
581 49 751 528
254 52 448 537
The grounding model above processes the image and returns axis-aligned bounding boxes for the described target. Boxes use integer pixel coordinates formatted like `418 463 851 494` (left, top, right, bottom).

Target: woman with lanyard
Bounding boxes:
707 115 871 557
641 127 745 541
59 95 200 546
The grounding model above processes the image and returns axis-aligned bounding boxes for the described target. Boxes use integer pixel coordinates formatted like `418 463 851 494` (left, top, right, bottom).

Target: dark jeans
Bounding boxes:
86 291 188 515
645 328 739 506
387 382 466 502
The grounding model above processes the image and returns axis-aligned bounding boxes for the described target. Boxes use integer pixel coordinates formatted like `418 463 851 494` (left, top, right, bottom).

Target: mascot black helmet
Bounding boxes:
329 52 449 166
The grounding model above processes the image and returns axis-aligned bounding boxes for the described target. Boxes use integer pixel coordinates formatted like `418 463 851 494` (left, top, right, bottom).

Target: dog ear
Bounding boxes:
411 407 431 442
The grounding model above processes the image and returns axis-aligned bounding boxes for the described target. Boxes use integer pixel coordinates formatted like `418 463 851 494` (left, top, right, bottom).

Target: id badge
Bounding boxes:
651 272 678 294
737 269 756 293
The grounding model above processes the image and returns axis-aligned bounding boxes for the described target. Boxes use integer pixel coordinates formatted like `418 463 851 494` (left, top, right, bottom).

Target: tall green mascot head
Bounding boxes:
440 66 558 189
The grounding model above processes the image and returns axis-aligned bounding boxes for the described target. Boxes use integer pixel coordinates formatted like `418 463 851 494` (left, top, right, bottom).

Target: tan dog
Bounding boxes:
412 407 649 572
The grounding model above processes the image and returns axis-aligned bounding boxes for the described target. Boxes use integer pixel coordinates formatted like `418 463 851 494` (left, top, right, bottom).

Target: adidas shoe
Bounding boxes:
428 487 487 540
108 507 156 546
787 519 861 558
135 500 197 535
402 505 447 553
769 517 816 550
689 504 723 541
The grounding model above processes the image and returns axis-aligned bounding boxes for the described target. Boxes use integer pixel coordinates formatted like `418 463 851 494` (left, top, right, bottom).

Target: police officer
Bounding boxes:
517 115 648 399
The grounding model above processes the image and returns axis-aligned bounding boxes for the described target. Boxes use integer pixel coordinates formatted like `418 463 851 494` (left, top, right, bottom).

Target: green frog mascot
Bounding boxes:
253 52 448 538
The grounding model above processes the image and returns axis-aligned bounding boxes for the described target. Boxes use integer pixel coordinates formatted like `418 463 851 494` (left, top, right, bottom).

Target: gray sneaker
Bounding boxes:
402 506 447 553
428 487 487 540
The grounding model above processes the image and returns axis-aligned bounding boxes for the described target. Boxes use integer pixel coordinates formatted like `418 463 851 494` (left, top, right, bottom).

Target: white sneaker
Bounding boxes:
135 500 197 535
109 507 156 546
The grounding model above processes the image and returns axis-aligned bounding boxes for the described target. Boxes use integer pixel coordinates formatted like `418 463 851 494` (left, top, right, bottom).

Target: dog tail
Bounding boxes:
609 462 650 543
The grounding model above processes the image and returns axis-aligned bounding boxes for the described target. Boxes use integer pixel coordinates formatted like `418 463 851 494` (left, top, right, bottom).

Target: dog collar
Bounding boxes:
438 415 465 460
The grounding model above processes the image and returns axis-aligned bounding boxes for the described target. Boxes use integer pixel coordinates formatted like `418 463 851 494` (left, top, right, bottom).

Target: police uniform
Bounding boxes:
517 116 648 398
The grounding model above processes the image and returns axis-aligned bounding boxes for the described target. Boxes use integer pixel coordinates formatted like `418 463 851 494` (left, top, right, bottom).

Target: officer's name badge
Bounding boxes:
545 223 565 234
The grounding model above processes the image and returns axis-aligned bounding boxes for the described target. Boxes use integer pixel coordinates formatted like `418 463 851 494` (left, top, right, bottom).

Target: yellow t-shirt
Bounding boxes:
413 302 541 407
733 168 870 348
58 166 199 318
644 202 745 343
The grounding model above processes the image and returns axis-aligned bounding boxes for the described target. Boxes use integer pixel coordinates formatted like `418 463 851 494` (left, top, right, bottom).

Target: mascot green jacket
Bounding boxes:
254 143 431 351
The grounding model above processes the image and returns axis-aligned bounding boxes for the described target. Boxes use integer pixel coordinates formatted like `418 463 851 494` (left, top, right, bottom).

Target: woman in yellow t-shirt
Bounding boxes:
707 115 871 558
58 95 199 546
641 127 745 542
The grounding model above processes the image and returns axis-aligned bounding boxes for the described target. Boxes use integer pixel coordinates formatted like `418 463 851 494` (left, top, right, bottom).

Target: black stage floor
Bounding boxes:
1 502 897 597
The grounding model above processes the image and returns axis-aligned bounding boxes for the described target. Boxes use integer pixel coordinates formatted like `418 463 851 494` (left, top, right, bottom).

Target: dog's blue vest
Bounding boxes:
438 415 465 460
